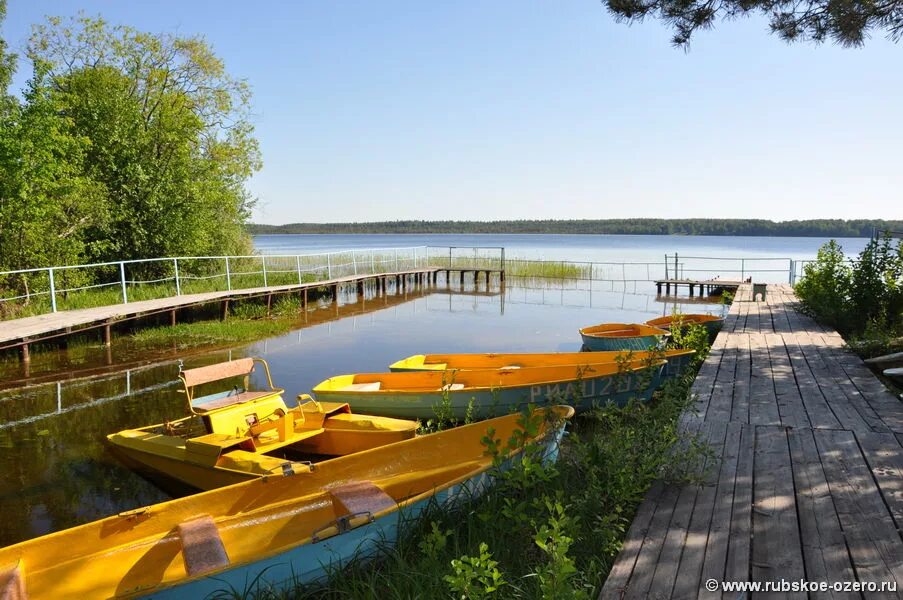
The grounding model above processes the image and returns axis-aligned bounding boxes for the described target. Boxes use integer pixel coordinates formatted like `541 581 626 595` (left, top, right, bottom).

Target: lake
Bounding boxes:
0 233 870 547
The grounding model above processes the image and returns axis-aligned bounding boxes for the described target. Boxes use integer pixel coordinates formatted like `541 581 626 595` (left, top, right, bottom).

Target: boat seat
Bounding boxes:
0 561 26 600
329 481 396 517
340 382 381 392
177 515 230 577
440 383 465 391
193 390 274 413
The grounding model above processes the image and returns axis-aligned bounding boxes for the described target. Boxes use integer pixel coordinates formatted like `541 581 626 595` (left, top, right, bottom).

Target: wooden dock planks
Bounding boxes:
600 284 903 599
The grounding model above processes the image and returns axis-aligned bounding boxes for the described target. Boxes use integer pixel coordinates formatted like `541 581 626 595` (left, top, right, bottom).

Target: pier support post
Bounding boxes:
170 309 177 326
220 300 229 321
266 294 273 316
103 323 112 347
19 340 30 364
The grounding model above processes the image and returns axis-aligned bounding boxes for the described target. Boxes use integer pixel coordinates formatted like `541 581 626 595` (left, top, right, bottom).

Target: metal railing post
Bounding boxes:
740 258 745 281
48 268 57 313
120 262 128 303
225 257 232 290
788 259 794 284
370 251 375 273
173 258 181 295
674 252 679 279
296 255 302 284
327 253 332 278
352 251 358 275
395 249 398 271
262 255 268 287
664 254 669 279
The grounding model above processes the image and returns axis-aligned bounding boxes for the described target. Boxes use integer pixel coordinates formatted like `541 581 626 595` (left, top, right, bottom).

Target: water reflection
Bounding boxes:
0 277 724 546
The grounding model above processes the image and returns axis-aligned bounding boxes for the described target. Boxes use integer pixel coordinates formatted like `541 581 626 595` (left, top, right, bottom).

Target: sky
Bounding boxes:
2 1 900 224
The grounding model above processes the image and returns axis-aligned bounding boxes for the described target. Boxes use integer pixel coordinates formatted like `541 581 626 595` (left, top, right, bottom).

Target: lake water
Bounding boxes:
254 233 870 262
0 234 871 547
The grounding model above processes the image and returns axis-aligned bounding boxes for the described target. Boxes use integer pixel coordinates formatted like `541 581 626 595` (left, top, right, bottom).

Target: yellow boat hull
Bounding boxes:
107 402 418 492
1 406 574 599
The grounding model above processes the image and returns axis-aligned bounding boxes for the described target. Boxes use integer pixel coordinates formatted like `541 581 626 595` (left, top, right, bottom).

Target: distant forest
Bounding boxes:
249 219 903 237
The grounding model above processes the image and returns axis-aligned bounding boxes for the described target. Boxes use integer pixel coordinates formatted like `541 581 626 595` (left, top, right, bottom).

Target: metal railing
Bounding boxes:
0 246 507 318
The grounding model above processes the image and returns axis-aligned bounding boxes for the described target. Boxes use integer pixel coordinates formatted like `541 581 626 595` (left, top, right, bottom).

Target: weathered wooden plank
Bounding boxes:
723 423 755 589
599 482 668 599
787 428 857 599
781 334 842 430
620 485 684 600
814 429 903 593
747 333 781 427
751 426 805 598
731 334 751 423
765 333 811 429
707 334 738 423
698 422 744 600
672 421 730 600
857 432 903 529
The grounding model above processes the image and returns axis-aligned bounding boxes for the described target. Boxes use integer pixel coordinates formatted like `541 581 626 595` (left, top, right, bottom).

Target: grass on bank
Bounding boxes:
212 326 715 600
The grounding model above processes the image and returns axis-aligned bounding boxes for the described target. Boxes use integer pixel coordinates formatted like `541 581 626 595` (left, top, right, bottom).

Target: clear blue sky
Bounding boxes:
3 1 900 223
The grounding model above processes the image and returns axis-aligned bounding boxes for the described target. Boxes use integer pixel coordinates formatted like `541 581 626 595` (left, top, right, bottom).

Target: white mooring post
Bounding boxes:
225 257 232 290
48 268 57 313
120 262 128 303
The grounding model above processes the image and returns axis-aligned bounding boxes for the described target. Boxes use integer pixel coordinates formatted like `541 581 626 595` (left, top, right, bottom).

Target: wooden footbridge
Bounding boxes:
0 267 504 360
600 284 903 598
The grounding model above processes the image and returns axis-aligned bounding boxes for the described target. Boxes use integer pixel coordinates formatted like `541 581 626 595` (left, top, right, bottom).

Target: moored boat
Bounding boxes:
389 348 695 379
865 351 903 371
312 359 667 419
107 357 417 491
0 406 574 599
645 313 724 340
579 323 670 351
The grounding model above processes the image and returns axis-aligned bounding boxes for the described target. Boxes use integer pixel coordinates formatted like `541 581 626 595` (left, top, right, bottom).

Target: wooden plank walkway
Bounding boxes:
600 283 903 599
0 267 503 351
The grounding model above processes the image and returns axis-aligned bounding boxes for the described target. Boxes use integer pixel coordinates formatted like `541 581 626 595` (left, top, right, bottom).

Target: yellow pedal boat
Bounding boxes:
1 406 574 599
389 349 695 378
107 357 417 491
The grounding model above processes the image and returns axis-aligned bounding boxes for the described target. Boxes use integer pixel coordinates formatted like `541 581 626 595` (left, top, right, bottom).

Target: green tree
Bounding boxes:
604 0 903 47
27 15 260 266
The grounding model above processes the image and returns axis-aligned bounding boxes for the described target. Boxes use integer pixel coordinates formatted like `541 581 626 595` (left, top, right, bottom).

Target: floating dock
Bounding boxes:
600 283 903 598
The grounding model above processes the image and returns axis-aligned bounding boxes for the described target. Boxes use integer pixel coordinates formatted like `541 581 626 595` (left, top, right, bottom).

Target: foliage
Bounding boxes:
249 219 903 237
445 542 508 599
603 0 903 47
796 237 903 347
795 240 854 331
0 11 259 294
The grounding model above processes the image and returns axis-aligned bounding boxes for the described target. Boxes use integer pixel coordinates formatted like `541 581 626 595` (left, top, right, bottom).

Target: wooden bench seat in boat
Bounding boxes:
177 515 230 577
329 481 396 516
339 382 381 392
193 390 276 413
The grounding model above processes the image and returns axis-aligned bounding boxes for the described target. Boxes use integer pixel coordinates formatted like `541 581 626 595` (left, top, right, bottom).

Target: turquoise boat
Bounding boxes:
0 406 573 599
312 359 667 420
579 323 670 351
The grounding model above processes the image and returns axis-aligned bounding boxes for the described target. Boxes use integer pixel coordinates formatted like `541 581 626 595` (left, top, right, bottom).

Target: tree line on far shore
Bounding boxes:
249 219 902 238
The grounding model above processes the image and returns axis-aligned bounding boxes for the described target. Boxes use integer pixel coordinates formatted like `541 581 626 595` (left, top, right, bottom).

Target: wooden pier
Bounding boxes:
0 267 504 358
655 279 743 297
600 284 903 599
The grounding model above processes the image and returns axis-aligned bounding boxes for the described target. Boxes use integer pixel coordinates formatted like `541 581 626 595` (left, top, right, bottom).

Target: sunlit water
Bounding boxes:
0 233 870 547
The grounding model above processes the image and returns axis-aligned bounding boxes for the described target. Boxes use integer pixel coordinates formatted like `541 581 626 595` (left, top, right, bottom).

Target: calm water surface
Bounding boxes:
0 233 868 546
254 233 870 262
